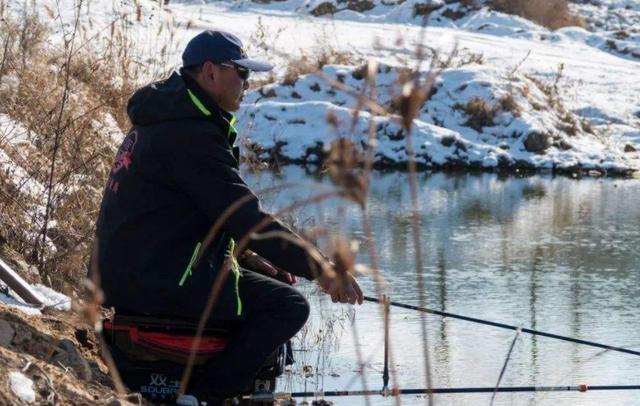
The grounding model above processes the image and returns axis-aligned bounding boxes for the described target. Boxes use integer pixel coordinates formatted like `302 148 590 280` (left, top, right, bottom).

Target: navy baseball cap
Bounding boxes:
182 30 273 72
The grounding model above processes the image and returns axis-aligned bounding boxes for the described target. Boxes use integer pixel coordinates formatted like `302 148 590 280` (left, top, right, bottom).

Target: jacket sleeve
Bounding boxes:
168 132 324 280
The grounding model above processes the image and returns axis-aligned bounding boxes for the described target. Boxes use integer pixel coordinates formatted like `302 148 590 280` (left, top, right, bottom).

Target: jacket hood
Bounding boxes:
127 71 199 126
127 70 234 127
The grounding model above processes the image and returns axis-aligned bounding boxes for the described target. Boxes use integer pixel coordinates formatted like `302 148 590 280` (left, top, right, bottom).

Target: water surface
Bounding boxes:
243 167 640 405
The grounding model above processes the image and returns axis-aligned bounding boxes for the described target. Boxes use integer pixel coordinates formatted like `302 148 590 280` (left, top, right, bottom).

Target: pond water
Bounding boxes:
243 166 640 406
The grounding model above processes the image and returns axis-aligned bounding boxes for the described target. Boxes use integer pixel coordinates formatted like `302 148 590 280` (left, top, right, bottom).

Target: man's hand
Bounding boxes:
239 250 296 285
317 269 363 305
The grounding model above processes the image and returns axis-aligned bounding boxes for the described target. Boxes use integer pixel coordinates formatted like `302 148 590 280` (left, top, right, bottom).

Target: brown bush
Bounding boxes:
282 48 360 86
499 92 521 116
413 3 443 17
458 97 499 131
0 11 144 291
311 2 338 16
491 0 585 30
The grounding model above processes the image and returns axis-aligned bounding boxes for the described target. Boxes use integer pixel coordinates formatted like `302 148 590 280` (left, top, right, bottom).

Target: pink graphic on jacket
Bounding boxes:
112 130 138 174
107 130 138 194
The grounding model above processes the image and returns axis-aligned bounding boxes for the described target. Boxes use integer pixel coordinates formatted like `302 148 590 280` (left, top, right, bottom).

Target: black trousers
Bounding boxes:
188 269 310 402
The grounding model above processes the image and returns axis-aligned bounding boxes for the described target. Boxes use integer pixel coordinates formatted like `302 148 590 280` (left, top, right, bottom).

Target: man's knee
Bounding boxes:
288 291 310 330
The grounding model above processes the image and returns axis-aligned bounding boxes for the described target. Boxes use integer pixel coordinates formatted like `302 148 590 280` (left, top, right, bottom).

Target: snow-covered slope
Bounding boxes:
1 0 639 175
140 0 640 171
239 60 637 172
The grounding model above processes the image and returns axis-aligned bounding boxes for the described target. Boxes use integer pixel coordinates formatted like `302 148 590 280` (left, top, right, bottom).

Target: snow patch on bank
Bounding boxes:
32 284 72 311
0 292 42 316
0 260 71 314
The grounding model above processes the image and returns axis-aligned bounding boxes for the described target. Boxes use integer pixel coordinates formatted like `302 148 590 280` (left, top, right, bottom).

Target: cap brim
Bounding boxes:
233 59 274 72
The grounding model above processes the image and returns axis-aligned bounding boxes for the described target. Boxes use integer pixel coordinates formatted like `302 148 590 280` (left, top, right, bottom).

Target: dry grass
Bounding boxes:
491 0 585 30
431 46 484 70
458 97 499 131
499 92 521 116
0 10 141 292
282 47 361 86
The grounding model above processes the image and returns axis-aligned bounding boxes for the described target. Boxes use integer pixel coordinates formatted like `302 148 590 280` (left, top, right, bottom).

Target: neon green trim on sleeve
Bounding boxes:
227 115 238 143
228 239 243 316
187 89 212 116
178 242 201 286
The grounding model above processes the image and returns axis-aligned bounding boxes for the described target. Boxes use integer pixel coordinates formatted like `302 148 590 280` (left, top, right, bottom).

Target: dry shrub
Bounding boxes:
525 64 564 110
282 55 318 86
491 0 585 30
459 0 479 7
0 11 141 291
433 47 484 70
282 48 360 86
458 97 499 131
499 92 521 116
311 2 338 16
413 3 443 17
311 0 375 16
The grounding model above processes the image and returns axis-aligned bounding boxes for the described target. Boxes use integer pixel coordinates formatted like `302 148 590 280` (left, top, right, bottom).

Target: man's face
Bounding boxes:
206 62 249 112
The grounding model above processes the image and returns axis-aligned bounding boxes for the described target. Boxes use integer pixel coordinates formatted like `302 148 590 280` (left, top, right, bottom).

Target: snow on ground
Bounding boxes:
3 0 640 173
0 292 42 316
0 115 48 199
0 287 71 314
32 284 72 311
0 115 60 255
0 260 71 314
8 371 36 403
0 285 71 315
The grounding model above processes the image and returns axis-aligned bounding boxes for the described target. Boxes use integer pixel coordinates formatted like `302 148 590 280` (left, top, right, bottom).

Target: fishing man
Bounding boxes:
94 30 363 404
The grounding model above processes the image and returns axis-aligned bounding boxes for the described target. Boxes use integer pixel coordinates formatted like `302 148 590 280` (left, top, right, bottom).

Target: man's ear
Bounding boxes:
201 61 216 84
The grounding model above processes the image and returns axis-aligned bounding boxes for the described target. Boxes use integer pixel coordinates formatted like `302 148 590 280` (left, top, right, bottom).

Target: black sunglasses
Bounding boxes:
219 62 250 81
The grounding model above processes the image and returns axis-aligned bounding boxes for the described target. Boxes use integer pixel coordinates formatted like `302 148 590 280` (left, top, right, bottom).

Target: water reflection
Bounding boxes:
243 167 640 405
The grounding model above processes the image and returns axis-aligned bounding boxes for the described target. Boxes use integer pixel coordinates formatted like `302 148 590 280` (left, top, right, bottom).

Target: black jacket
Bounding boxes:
95 70 322 320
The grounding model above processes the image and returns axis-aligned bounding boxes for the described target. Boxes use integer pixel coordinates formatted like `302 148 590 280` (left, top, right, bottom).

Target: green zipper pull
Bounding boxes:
178 242 201 286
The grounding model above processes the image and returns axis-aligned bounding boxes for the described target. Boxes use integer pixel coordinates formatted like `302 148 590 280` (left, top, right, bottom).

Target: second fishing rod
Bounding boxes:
364 296 640 357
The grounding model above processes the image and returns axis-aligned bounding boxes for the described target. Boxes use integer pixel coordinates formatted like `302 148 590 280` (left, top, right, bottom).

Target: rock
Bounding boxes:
344 0 375 13
524 131 552 154
51 339 92 381
624 144 636 153
442 7 467 20
310 2 337 16
441 135 456 147
311 400 334 406
0 319 15 347
414 3 442 17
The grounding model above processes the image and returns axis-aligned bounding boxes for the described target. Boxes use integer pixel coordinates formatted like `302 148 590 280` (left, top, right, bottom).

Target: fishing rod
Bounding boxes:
251 385 640 402
363 296 640 357
253 295 640 403
281 384 640 397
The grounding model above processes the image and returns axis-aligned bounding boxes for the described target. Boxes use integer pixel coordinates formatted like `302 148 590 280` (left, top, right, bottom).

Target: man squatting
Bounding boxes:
94 30 364 403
